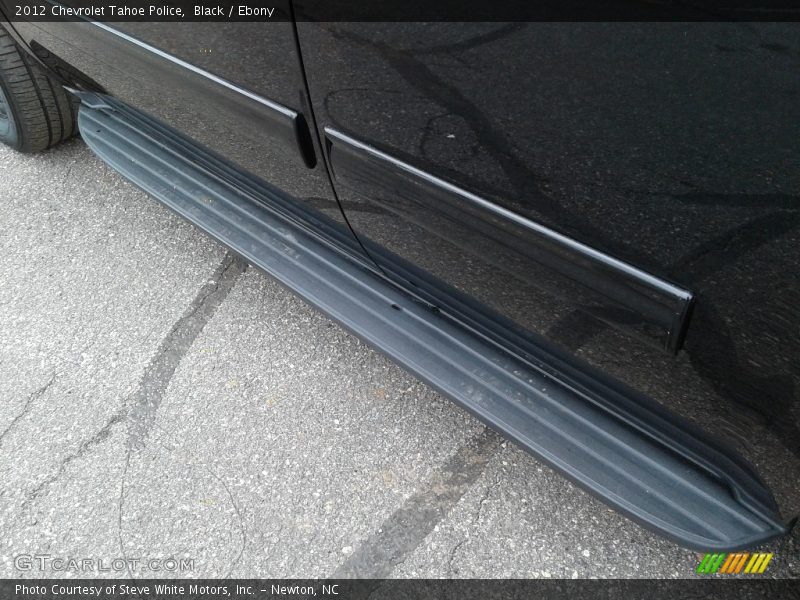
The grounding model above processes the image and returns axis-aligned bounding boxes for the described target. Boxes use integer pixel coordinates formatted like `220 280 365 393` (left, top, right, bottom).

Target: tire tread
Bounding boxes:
0 25 79 152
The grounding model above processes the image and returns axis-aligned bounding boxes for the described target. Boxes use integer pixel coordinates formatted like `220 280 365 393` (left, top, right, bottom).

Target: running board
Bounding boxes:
76 92 788 551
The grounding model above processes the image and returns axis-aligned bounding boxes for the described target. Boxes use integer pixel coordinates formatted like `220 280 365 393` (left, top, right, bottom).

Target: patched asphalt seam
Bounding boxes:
117 252 246 577
333 427 501 578
126 252 246 451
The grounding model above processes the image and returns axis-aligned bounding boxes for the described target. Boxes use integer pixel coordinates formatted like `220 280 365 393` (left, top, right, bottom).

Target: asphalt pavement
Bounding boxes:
1 139 797 579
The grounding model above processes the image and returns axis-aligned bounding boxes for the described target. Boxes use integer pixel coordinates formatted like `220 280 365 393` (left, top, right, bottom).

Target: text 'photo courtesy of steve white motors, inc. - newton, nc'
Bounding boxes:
13 583 337 597
13 3 278 19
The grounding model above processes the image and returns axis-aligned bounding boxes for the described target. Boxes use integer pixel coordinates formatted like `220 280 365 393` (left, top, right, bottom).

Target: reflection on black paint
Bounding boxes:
296 22 800 517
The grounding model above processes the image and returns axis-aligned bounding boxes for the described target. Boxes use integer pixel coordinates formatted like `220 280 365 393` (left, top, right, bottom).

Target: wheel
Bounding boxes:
0 25 78 152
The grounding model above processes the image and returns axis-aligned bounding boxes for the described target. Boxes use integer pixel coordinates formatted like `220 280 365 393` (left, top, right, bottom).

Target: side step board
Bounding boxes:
76 93 787 551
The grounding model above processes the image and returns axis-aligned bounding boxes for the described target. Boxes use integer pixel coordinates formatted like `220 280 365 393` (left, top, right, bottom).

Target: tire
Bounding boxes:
0 25 78 152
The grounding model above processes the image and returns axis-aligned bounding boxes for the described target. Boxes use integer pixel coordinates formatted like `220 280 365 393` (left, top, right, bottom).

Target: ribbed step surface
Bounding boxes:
77 93 787 550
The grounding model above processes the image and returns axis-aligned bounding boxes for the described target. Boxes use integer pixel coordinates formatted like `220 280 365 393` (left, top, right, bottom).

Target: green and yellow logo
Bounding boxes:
697 552 773 575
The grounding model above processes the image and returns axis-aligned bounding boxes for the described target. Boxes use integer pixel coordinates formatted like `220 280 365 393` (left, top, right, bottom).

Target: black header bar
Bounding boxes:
1 0 800 22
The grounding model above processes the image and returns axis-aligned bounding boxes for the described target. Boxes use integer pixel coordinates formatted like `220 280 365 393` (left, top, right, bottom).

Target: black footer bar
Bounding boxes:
2 579 796 600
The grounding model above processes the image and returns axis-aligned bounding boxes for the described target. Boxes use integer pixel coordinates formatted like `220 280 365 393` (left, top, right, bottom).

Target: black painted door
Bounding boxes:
7 7 349 228
296 22 800 518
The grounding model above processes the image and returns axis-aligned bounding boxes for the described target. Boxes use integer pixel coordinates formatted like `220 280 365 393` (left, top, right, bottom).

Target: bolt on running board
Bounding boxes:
74 90 788 551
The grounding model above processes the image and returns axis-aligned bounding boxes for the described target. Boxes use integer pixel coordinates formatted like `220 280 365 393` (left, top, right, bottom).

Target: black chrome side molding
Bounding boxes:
325 128 694 354
85 22 318 168
75 93 787 550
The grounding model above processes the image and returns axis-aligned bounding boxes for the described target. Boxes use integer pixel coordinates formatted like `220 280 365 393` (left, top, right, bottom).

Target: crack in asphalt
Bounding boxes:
21 410 126 511
447 538 468 576
205 464 248 578
474 467 502 527
21 253 245 520
117 451 134 579
0 373 56 450
333 427 500 578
